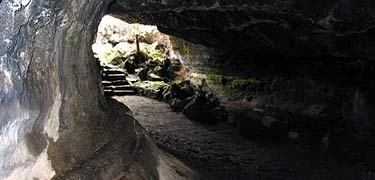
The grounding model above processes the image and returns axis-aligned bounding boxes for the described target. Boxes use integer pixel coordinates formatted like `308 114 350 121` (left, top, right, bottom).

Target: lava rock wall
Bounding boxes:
0 0 197 179
110 0 375 60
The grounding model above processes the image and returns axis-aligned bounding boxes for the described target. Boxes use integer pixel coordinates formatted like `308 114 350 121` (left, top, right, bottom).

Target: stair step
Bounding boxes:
102 73 126 77
101 66 134 96
103 85 133 90
104 89 135 96
102 80 130 86
103 65 122 70
102 74 126 81
103 69 127 75
102 72 126 76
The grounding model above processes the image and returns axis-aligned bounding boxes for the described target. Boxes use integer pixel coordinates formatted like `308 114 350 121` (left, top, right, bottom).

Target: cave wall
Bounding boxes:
0 0 197 179
110 0 375 60
0 0 113 178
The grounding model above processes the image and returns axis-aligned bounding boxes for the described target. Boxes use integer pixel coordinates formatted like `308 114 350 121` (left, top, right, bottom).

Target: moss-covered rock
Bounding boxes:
169 81 194 100
192 73 263 101
206 73 223 84
231 79 260 89
133 81 169 99
148 73 163 81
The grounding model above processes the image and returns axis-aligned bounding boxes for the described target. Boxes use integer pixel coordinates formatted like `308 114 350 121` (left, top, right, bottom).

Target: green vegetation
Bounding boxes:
231 79 260 89
200 73 262 100
94 31 185 99
133 81 169 98
206 73 223 83
134 81 169 91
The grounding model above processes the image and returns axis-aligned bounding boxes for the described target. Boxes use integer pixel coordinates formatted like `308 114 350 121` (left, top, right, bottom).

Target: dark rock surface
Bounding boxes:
237 110 289 142
0 0 198 179
110 0 375 60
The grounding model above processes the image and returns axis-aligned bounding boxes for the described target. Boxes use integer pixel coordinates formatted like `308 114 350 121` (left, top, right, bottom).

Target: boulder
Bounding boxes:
162 58 172 69
237 110 288 141
133 81 169 99
170 82 193 100
137 68 149 80
183 95 207 121
182 93 228 124
170 98 186 112
124 59 136 74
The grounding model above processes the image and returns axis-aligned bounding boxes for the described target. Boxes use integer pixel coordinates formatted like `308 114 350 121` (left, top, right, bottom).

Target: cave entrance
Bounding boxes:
91 15 234 178
92 15 186 98
92 15 227 124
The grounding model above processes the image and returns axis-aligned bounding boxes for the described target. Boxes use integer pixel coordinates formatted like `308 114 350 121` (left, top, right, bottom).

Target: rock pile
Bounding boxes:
122 55 228 124
166 81 228 123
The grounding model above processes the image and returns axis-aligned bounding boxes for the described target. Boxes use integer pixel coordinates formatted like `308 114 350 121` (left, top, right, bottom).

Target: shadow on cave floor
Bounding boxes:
113 95 370 180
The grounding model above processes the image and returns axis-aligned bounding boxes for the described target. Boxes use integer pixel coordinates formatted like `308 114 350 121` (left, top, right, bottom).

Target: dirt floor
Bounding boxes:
114 96 372 180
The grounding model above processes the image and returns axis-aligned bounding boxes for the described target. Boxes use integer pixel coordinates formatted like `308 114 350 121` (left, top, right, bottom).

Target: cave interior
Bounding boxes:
90 2 375 179
1 0 375 179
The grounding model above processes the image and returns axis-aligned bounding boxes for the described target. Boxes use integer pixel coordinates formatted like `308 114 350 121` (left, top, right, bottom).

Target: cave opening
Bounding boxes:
89 11 375 179
92 15 230 125
92 15 189 98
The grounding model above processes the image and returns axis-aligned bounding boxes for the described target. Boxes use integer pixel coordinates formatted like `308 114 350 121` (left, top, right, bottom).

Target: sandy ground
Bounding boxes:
114 96 370 180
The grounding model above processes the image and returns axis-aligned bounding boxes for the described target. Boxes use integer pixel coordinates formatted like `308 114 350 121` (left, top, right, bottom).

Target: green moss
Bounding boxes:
148 73 163 81
206 73 223 83
110 57 125 66
182 42 192 54
170 37 194 55
134 81 169 92
190 73 263 101
150 51 165 61
205 73 260 88
133 81 169 98
231 79 259 89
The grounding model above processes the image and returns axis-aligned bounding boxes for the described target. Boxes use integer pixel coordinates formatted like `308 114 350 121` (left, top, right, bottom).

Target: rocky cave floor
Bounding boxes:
114 96 373 180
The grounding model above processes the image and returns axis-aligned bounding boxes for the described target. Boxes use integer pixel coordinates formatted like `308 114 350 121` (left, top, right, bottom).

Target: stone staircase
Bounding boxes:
101 66 135 96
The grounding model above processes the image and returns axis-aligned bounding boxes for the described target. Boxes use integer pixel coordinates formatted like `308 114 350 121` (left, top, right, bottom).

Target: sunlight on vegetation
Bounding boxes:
93 15 185 97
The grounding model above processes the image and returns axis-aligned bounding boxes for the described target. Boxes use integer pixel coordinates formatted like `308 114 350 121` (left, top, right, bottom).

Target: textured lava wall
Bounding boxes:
0 0 196 179
110 0 375 60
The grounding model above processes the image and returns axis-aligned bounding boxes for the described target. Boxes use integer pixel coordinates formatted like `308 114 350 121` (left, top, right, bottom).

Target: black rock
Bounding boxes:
170 82 193 100
183 96 205 121
124 60 136 74
237 110 288 141
210 106 228 122
170 98 186 112
137 68 148 81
